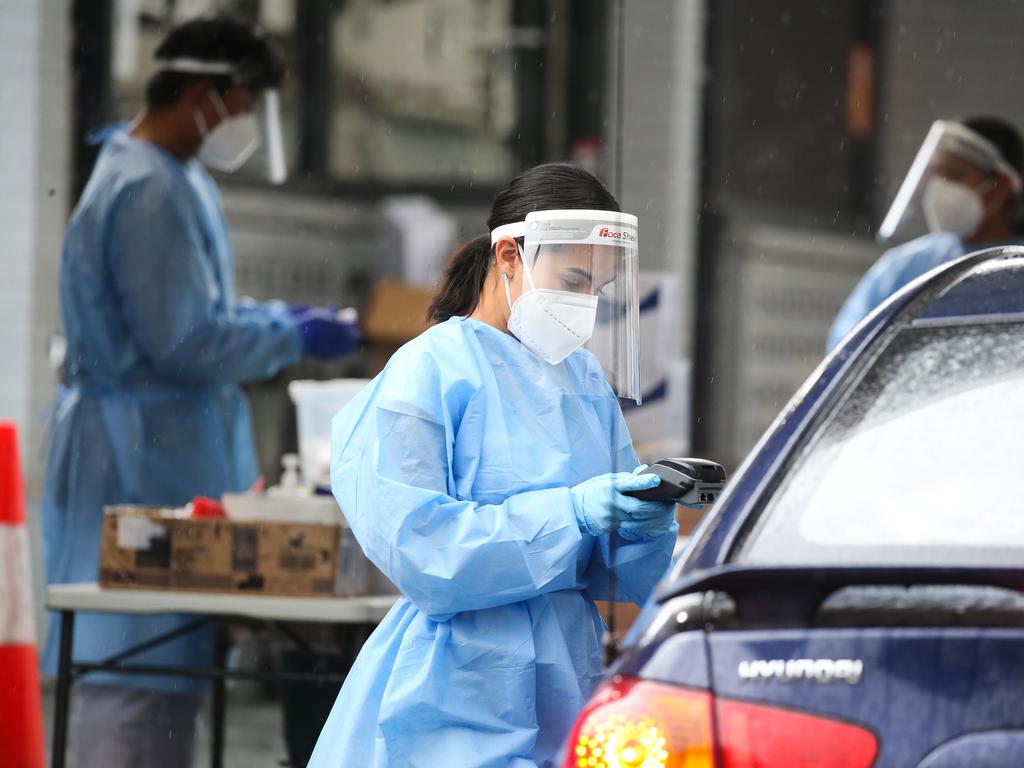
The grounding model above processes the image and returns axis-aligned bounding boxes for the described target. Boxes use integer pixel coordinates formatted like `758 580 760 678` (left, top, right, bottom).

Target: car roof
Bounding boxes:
913 248 1024 323
666 245 1024 583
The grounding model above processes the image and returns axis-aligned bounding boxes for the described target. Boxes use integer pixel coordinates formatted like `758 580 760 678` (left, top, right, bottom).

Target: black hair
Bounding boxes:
428 162 620 323
145 13 285 110
962 116 1024 232
963 115 1024 177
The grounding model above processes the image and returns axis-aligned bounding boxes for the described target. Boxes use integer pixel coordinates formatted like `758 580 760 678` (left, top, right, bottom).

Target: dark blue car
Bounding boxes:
563 246 1024 768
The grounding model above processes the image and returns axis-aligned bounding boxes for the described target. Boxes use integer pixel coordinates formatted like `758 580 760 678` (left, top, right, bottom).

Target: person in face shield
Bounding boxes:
42 15 358 768
309 163 678 768
827 116 1024 351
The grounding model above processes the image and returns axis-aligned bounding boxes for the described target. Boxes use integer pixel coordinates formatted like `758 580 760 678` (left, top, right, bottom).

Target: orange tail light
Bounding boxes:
564 677 877 768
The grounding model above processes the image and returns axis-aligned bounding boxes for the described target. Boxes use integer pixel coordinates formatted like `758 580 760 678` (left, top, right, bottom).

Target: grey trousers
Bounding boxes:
73 683 203 768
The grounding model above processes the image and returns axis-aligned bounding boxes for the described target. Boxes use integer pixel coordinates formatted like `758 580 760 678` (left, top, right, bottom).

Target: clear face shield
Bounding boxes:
492 210 642 403
157 57 287 184
878 120 1022 243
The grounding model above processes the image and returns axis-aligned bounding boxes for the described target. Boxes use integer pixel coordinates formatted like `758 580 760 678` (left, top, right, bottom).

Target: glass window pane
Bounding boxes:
328 0 517 184
739 322 1024 567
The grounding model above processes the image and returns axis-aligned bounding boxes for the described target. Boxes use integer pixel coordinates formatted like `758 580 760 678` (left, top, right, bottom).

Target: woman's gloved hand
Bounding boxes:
618 501 677 540
295 309 362 360
570 466 677 539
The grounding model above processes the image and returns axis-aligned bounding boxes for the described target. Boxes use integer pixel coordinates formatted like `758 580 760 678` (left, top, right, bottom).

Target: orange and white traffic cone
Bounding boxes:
0 422 46 768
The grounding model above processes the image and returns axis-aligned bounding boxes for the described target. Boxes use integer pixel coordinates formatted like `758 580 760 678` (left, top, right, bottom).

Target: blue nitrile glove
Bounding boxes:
617 464 678 540
619 504 677 540
295 309 362 360
570 467 673 537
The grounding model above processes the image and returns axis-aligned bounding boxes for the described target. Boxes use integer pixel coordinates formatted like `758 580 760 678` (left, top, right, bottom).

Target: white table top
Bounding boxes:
47 583 398 624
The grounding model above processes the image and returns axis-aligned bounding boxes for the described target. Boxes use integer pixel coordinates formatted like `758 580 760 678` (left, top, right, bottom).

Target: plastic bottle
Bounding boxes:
269 453 305 497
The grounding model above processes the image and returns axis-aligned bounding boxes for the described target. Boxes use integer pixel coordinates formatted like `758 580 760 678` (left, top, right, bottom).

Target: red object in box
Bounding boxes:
190 496 226 519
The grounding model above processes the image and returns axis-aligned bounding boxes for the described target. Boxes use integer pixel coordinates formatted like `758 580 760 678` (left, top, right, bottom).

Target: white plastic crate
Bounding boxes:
287 379 371 490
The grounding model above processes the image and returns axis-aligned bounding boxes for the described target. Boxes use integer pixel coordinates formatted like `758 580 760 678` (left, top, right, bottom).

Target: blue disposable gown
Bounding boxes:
309 317 677 768
827 232 1024 351
41 131 302 690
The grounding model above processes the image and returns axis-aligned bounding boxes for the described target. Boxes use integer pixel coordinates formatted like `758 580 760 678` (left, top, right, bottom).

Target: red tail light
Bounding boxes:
564 677 877 768
716 697 878 767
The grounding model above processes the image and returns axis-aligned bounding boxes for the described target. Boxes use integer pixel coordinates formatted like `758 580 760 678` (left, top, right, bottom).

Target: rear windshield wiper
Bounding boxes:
816 584 1024 627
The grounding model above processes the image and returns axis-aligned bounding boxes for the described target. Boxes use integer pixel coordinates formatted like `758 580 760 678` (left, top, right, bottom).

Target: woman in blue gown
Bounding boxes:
310 163 679 767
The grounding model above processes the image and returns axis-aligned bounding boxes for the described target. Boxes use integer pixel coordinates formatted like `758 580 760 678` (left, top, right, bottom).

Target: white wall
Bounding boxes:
0 0 70 648
0 0 69 490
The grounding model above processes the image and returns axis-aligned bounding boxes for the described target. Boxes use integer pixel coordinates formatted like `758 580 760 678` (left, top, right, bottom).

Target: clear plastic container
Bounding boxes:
287 379 371 490
334 533 373 597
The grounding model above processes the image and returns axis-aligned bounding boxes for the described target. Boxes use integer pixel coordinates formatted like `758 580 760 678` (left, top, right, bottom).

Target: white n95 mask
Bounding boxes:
922 177 985 238
503 265 598 365
195 90 260 173
490 209 641 401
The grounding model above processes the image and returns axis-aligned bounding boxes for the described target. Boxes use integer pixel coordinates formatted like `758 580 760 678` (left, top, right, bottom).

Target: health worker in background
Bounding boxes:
309 163 680 767
42 14 357 768
828 116 1024 351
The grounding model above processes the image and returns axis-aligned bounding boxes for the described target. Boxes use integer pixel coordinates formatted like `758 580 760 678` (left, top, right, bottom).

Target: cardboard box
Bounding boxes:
361 279 434 345
170 517 340 595
98 507 174 589
676 504 706 537
99 504 362 597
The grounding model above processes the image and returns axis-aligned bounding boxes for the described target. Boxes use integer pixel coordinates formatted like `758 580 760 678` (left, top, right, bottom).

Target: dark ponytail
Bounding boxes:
428 162 620 323
427 234 492 323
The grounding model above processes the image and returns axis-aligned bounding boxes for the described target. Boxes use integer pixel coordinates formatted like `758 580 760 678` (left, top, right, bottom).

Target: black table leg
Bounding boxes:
211 626 227 768
51 610 74 768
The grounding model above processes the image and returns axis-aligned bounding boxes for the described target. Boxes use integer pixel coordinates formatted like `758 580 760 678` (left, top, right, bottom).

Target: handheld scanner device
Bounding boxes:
624 458 727 505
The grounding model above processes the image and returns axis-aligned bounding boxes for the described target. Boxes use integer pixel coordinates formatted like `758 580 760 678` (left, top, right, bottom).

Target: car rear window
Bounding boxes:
738 321 1024 566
